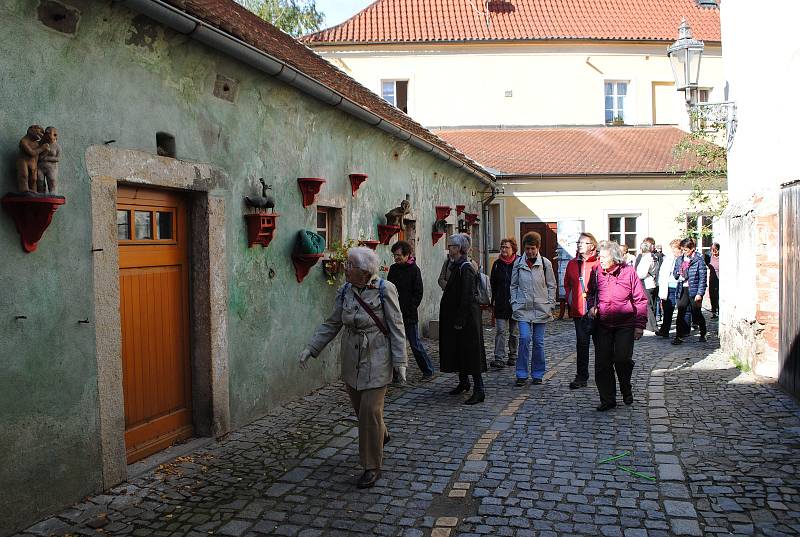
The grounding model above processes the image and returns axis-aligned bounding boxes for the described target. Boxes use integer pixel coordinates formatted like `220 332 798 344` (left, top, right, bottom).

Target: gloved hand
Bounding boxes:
298 348 313 369
394 366 407 384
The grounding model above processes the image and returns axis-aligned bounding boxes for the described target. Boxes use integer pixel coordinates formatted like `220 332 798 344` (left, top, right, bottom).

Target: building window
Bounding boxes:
686 214 714 256
381 80 408 113
487 203 502 252
609 215 638 249
605 81 628 124
316 206 343 248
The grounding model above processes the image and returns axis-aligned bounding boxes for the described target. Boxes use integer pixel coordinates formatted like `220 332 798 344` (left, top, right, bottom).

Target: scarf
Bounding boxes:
498 253 516 265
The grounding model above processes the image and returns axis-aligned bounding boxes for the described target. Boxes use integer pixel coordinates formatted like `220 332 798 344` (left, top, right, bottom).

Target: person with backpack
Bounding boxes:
562 232 600 389
439 233 488 405
489 237 520 369
634 237 662 332
298 247 407 488
388 240 435 379
510 231 556 386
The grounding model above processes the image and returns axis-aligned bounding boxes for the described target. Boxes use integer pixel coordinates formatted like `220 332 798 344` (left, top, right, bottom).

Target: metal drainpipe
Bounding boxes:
115 0 495 187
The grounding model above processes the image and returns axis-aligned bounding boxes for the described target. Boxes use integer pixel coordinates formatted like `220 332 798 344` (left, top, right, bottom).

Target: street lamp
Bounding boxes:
667 18 705 103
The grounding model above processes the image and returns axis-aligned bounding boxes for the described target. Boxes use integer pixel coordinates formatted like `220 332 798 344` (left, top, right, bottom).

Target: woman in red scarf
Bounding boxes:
489 238 520 369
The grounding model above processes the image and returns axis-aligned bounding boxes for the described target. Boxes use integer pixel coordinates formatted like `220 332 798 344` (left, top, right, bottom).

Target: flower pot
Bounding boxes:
359 240 380 250
455 204 465 215
349 173 368 197
377 224 401 245
291 253 324 283
321 259 344 277
1 193 66 253
435 205 452 221
432 231 445 245
297 177 326 208
244 212 280 248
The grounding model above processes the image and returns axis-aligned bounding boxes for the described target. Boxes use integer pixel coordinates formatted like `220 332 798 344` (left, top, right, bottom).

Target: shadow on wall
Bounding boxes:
779 330 800 400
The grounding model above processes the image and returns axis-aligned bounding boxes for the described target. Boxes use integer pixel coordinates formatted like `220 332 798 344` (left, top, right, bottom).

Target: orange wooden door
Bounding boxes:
117 186 192 463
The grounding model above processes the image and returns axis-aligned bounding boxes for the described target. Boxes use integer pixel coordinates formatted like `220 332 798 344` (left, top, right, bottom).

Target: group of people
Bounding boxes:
295 231 720 488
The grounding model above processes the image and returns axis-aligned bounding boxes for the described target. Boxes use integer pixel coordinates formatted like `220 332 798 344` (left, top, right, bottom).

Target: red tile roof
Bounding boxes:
434 126 692 176
156 0 492 180
304 0 720 44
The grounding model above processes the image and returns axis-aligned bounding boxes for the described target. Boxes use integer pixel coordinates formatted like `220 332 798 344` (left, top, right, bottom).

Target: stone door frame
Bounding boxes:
85 146 230 488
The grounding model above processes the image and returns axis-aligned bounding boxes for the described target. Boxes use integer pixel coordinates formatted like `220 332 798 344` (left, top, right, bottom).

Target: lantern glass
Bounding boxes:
688 45 703 88
669 49 688 90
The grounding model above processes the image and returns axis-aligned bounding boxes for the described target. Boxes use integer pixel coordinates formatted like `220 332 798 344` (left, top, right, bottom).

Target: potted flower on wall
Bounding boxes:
612 115 625 126
323 238 359 285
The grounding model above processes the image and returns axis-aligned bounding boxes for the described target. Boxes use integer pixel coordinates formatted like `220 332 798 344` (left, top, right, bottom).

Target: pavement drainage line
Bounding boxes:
430 355 574 536
648 352 704 537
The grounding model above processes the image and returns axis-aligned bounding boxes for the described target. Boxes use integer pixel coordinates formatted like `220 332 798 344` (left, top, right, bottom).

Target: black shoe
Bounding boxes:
357 469 381 489
514 378 527 387
569 378 587 389
530 378 543 385
699 334 708 342
490 359 506 369
623 394 633 406
463 391 485 405
596 402 617 411
506 358 516 366
448 383 470 395
671 337 684 345
655 330 669 338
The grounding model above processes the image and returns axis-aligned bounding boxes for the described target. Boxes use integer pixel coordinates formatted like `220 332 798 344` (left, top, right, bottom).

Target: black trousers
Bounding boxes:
660 296 675 334
592 324 635 406
709 278 719 315
645 286 659 332
573 317 591 382
676 288 706 337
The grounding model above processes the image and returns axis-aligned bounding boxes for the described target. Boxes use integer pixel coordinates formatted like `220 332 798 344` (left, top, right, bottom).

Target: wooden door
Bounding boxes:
520 221 559 272
117 186 192 463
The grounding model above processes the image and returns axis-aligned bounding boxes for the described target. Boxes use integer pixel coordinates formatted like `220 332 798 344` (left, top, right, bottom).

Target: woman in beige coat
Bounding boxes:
298 247 407 488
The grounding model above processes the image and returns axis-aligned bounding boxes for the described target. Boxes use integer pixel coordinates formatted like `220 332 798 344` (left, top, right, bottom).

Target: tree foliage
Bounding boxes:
671 106 730 238
237 0 324 37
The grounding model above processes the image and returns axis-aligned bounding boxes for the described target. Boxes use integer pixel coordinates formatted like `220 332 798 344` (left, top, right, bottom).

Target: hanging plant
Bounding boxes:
324 238 359 285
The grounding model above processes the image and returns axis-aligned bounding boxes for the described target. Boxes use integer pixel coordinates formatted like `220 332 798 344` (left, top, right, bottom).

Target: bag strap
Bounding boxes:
352 281 389 335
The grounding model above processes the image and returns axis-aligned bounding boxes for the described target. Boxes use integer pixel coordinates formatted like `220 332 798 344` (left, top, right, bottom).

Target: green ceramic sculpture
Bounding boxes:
296 230 325 254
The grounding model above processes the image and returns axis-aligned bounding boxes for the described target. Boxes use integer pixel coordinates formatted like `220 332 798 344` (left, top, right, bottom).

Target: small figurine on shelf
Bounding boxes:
37 127 61 194
16 125 50 193
245 178 275 211
385 198 411 228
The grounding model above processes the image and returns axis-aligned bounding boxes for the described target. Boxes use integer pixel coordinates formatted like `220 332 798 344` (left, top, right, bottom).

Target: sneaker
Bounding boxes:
569 379 587 389
671 337 684 345
531 378 543 385
490 359 506 369
514 378 527 387
506 358 516 366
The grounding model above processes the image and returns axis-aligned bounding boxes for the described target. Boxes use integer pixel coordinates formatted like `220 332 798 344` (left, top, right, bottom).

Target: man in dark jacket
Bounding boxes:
489 238 519 368
672 238 708 345
388 241 435 378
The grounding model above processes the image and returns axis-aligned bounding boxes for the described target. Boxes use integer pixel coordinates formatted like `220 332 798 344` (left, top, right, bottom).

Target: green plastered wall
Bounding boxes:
0 0 487 533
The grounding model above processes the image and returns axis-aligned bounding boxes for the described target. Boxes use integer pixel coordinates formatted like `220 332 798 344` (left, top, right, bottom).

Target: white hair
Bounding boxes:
597 240 625 265
447 233 471 255
347 246 379 275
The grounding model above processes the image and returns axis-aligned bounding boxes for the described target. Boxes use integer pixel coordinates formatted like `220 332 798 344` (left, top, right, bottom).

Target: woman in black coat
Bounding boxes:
439 233 487 404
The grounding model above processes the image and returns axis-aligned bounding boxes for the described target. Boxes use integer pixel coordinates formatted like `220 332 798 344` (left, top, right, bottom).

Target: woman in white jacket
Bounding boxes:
510 232 557 386
655 239 681 337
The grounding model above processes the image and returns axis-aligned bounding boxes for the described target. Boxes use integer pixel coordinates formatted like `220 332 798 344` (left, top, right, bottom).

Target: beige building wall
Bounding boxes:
485 177 708 267
315 42 724 128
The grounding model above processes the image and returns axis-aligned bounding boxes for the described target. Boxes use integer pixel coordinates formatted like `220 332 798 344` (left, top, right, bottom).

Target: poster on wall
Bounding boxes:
556 220 585 297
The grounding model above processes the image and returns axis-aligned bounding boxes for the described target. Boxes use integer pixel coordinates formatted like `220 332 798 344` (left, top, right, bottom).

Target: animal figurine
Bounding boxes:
385 199 411 227
16 125 50 193
245 178 275 211
37 126 61 194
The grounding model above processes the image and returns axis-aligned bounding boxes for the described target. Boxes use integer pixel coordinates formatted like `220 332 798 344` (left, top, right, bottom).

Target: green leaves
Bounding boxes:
236 0 324 37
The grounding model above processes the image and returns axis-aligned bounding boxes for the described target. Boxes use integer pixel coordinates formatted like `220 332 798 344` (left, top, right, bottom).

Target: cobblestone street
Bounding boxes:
17 319 800 537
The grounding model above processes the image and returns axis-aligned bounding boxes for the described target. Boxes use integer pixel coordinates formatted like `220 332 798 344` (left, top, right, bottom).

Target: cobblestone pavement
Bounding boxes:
17 318 800 537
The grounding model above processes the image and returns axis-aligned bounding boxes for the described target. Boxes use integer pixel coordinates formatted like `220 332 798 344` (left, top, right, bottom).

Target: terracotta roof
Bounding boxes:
434 126 692 176
154 0 492 180
304 0 720 44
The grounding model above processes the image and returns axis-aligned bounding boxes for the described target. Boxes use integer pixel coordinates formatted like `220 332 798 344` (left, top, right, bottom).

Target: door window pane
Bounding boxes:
156 211 173 240
135 211 153 240
117 210 130 240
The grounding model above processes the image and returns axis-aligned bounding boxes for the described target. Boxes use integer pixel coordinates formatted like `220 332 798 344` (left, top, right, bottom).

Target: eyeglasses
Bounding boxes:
392 253 404 259
578 241 594 246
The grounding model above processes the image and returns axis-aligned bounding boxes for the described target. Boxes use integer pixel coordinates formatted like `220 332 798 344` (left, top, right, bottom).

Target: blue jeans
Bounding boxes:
405 322 434 376
517 321 546 380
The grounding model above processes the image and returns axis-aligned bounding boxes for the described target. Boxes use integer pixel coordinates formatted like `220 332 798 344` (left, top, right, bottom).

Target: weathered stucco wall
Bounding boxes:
0 1 486 533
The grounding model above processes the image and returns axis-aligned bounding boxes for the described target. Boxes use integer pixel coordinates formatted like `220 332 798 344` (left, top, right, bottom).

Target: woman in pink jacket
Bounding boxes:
586 241 649 411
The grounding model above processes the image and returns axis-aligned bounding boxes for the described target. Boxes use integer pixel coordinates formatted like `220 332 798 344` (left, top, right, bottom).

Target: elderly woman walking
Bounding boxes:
439 233 487 404
586 241 648 411
298 247 407 488
510 231 556 386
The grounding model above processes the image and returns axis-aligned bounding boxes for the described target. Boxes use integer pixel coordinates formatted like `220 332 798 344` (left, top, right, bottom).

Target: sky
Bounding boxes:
315 0 374 28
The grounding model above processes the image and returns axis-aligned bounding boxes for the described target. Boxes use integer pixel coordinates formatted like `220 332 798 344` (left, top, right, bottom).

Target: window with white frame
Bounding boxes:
316 206 343 248
605 81 629 124
608 215 638 249
686 214 714 256
381 80 408 113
